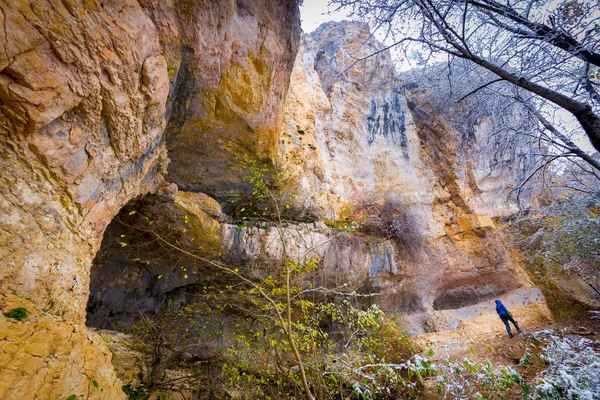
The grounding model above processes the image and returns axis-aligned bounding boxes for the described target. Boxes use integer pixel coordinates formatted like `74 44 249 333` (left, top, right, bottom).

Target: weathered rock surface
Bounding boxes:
266 21 548 333
89 193 548 335
279 21 535 227
164 0 301 201
0 0 301 398
87 21 548 337
401 62 537 220
0 0 169 324
216 221 549 334
0 1 171 396
279 22 434 221
0 293 124 399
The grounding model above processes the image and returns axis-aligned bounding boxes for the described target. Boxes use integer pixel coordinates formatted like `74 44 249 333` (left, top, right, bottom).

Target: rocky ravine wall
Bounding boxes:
0 1 300 398
87 21 551 342
271 21 550 335
164 0 301 201
279 21 535 225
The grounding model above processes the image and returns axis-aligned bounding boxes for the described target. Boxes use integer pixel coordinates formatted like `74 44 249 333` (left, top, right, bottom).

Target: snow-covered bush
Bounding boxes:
326 329 599 399
513 192 600 301
508 192 600 317
423 341 532 399
434 356 530 399
533 331 600 400
422 330 600 400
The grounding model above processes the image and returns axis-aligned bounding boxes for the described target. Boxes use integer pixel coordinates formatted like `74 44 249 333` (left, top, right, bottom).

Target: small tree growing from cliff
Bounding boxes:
343 192 425 260
120 209 422 399
224 141 318 223
116 148 425 399
119 213 324 399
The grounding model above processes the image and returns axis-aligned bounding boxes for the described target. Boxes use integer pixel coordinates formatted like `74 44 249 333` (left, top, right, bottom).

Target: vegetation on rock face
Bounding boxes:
508 192 600 317
225 142 318 223
336 192 425 259
113 149 425 399
121 291 423 399
3 307 29 321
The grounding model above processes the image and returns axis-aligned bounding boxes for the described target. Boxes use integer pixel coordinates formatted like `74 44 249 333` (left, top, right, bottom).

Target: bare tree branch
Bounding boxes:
518 99 600 172
456 78 503 102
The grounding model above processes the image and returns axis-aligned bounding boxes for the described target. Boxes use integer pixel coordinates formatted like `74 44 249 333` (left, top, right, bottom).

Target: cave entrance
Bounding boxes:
86 199 163 329
85 196 216 330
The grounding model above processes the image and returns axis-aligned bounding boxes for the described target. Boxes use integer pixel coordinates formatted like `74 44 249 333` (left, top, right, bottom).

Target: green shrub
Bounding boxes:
4 307 28 321
364 319 420 364
166 62 176 78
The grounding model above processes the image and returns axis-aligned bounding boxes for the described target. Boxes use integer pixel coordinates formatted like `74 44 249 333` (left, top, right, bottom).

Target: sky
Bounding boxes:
300 0 348 33
299 0 420 70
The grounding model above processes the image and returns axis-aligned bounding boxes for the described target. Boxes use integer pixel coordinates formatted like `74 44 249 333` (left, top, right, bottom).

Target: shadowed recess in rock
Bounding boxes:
86 197 220 329
432 283 514 311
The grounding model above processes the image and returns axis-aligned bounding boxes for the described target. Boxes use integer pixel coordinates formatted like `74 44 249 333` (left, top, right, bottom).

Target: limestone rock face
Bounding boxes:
0 2 170 397
0 0 301 397
279 21 534 229
163 0 301 200
221 221 330 264
88 192 549 336
0 0 170 324
402 71 537 222
215 221 551 335
87 21 548 337
0 294 125 400
280 22 435 222
273 21 548 334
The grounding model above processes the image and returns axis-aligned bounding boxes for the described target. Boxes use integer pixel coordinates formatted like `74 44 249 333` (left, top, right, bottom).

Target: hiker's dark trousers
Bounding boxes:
500 314 520 335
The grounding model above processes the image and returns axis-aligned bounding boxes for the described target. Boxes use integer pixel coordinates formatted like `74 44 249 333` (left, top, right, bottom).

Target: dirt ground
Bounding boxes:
413 310 600 399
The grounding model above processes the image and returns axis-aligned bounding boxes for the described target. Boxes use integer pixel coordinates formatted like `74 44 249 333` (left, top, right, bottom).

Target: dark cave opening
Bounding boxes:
432 284 512 311
85 196 216 330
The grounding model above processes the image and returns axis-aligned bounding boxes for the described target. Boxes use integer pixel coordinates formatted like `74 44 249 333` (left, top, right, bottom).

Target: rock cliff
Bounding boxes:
269 21 550 334
0 2 551 397
0 293 124 399
279 21 535 225
163 0 301 201
0 0 170 326
87 21 550 340
0 0 300 398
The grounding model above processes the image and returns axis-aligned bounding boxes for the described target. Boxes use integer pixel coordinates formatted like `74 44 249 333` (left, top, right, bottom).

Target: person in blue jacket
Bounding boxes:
495 299 522 338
